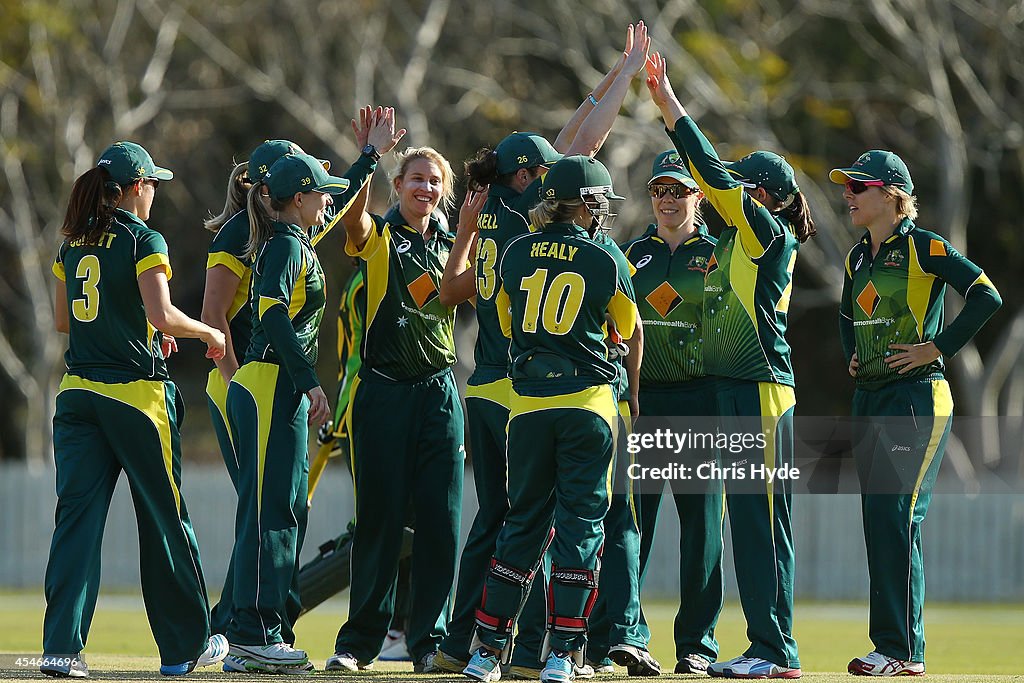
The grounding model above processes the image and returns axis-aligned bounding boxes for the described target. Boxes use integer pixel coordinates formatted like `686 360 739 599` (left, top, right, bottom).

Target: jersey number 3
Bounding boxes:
520 268 585 336
72 254 101 322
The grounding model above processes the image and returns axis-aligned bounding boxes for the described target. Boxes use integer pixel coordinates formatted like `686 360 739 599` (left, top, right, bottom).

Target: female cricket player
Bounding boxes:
832 152 1001 676
463 155 639 683
330 107 474 674
612 150 723 676
44 141 228 677
223 152 355 672
435 21 652 680
646 52 814 679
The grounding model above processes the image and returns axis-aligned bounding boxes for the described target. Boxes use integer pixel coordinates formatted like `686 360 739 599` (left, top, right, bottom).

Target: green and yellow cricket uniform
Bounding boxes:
225 220 327 647
334 206 465 663
668 116 801 669
45 209 213 666
332 268 365 442
442 179 548 667
839 219 1000 661
475 223 637 659
207 154 374 640
619 224 725 664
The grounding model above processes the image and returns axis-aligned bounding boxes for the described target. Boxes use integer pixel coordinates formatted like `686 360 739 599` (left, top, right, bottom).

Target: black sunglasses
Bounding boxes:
845 179 884 195
649 183 699 199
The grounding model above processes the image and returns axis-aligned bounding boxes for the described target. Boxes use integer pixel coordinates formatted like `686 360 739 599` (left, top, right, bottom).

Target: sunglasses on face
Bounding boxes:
845 179 884 194
648 183 699 199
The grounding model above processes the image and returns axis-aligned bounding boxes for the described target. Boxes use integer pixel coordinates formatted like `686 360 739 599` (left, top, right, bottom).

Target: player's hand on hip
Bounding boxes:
885 342 940 374
848 351 859 378
306 386 330 426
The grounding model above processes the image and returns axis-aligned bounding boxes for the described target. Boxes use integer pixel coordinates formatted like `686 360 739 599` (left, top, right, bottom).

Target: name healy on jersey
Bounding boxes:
530 241 579 262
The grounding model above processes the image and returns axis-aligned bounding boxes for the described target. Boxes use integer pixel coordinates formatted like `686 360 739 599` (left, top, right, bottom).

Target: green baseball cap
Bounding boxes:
249 140 306 182
96 141 173 185
649 150 699 189
495 132 563 175
540 155 624 202
724 151 798 202
264 153 350 200
829 150 914 195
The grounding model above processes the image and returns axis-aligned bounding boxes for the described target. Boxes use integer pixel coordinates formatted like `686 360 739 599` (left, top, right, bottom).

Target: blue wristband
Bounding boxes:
588 93 599 107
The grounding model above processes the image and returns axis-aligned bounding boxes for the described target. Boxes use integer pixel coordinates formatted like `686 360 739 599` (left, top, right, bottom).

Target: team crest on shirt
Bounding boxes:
688 255 709 272
407 272 439 308
856 281 880 317
883 249 905 268
646 281 684 318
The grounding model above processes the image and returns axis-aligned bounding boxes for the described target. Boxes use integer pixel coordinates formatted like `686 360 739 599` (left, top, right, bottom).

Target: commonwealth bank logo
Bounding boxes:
646 281 683 318
856 281 880 317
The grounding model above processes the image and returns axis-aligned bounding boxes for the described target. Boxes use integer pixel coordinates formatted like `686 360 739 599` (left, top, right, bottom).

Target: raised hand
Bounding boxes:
621 20 651 78
366 106 407 155
458 187 489 235
645 52 674 106
350 105 373 149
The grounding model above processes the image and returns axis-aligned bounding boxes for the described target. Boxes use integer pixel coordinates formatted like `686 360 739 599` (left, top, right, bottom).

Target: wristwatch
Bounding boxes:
361 144 381 162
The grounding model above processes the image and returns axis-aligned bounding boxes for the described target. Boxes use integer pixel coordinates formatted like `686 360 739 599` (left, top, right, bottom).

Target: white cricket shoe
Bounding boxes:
848 651 925 676
708 655 801 678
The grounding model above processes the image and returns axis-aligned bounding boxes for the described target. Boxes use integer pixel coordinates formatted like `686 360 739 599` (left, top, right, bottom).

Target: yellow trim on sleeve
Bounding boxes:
258 295 285 319
969 272 996 294
345 221 383 259
607 291 638 340
52 260 66 281
288 260 308 320
465 377 512 409
496 285 512 339
137 253 172 280
361 226 392 335
207 251 247 279
687 162 767 259
57 373 181 513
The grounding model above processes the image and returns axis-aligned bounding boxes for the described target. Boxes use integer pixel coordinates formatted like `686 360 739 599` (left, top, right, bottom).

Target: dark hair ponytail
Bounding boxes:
61 167 123 245
781 192 816 243
464 147 512 192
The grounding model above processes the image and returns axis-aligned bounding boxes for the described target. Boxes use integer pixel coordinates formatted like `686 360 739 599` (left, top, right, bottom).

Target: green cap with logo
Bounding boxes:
495 132 563 175
540 155 624 202
264 153 350 200
829 150 914 195
724 151 798 202
649 150 699 189
249 140 308 182
96 141 173 185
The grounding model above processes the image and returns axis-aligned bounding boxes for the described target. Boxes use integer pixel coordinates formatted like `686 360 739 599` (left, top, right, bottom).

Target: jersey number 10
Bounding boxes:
520 268 586 336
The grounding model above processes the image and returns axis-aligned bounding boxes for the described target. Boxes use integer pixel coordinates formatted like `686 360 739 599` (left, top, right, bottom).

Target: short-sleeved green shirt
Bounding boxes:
621 224 717 385
669 116 800 387
246 222 326 393
345 205 457 382
840 218 1001 390
52 209 172 381
495 222 638 397
471 178 544 385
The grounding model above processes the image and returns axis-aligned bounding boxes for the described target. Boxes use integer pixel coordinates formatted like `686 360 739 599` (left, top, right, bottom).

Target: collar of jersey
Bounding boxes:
541 221 590 237
382 204 454 240
644 222 709 244
113 207 148 229
272 220 310 242
489 183 523 200
859 216 915 246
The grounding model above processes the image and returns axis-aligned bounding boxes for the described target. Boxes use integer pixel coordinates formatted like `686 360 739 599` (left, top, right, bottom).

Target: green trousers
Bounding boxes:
441 379 546 666
478 385 617 656
45 374 211 666
226 362 310 646
635 380 724 663
852 378 952 663
206 369 302 643
713 377 799 669
335 368 465 662
587 402 645 662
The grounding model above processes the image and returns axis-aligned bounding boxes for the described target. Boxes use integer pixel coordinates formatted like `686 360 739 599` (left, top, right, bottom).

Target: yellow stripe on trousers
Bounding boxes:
229 362 281 515
57 373 181 514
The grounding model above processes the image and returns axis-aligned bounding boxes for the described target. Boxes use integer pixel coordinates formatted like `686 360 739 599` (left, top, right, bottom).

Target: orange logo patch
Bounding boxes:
646 281 683 318
856 281 880 317
407 272 438 308
929 239 947 256
705 252 718 275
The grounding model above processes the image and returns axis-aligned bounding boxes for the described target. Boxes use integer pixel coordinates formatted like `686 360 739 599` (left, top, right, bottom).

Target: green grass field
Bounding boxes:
1 592 1022 681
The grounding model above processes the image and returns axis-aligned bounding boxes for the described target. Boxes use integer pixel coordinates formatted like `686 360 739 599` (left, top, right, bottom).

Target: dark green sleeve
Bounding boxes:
839 248 856 363
257 237 319 393
312 153 378 245
918 233 1002 357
